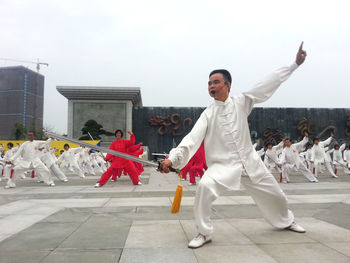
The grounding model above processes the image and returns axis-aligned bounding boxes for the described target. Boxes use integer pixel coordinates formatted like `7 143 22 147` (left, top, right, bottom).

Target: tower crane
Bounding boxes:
0 58 48 73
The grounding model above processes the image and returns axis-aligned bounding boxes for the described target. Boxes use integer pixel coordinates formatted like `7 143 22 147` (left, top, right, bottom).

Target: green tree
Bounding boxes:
79 119 111 140
12 123 27 140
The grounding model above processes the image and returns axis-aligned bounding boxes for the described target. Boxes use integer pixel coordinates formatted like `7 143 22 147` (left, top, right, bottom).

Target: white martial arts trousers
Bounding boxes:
8 162 53 187
194 163 294 236
282 162 317 182
49 164 67 181
314 161 336 177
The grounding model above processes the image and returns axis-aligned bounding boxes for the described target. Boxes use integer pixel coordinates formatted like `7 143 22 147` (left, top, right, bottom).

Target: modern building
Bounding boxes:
0 66 44 139
56 86 142 143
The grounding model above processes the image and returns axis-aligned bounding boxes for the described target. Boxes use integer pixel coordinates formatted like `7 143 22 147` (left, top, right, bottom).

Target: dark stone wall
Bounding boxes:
133 106 350 156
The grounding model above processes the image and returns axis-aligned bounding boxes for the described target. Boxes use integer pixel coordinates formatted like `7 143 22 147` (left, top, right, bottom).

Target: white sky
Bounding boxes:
1 0 349 134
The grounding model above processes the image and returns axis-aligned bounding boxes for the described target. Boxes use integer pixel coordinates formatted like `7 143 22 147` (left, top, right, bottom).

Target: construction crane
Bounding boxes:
0 57 48 73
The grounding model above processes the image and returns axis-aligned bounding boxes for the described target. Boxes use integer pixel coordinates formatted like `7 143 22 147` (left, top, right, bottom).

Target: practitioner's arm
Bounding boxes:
319 136 333 148
340 143 346 152
160 111 208 173
293 135 309 152
241 42 306 115
272 140 284 151
126 131 136 147
8 143 25 163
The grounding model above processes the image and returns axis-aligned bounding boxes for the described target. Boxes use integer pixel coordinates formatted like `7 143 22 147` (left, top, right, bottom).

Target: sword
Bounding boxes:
46 132 180 173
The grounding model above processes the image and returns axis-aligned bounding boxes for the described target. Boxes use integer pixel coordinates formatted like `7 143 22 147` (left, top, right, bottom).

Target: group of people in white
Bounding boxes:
1 130 349 189
256 132 350 183
0 131 109 189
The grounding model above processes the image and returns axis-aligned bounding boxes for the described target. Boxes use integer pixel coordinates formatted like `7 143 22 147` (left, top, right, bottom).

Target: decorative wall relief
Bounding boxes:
263 127 283 146
148 114 193 136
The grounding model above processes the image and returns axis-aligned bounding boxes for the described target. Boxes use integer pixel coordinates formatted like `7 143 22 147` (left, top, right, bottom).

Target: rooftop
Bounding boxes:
56 86 143 106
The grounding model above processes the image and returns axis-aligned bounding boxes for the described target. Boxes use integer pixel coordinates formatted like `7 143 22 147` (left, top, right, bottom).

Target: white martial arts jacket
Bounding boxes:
169 63 299 190
264 141 284 168
333 143 346 165
9 139 52 168
311 137 332 163
57 147 83 166
279 137 308 168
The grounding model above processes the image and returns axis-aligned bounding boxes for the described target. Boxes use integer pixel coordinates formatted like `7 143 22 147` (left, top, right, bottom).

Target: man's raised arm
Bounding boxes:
241 42 307 115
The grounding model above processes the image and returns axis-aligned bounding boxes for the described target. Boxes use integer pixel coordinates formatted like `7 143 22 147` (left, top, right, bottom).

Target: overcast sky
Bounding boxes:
1 0 349 134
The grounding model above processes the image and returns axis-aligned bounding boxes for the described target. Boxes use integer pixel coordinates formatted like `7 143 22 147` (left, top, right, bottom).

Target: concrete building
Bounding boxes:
56 86 142 142
0 66 44 139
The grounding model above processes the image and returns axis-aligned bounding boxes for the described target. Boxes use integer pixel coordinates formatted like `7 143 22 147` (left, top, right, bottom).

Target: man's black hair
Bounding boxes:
64 144 69 148
7 142 13 147
284 138 291 142
209 69 232 85
266 142 273 147
334 144 339 148
115 129 124 137
313 137 320 143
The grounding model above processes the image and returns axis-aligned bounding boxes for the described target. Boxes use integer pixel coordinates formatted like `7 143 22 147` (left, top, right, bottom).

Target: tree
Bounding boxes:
12 123 27 140
79 119 113 140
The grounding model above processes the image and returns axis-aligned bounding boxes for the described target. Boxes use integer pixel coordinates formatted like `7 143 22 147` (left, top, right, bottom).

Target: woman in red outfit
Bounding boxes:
95 130 141 187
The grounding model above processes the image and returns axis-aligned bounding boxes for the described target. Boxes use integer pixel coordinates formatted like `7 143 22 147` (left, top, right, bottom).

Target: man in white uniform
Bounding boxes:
279 135 318 183
332 143 350 175
160 42 308 248
311 135 337 178
57 144 85 178
5 132 55 188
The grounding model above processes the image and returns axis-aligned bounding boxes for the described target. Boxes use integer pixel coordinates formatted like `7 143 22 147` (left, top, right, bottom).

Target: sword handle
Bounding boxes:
157 160 181 174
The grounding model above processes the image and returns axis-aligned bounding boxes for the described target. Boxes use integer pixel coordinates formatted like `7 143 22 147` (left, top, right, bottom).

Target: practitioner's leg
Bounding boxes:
298 163 318 182
50 164 68 182
35 163 54 186
125 162 141 185
242 173 296 230
281 164 292 183
325 162 337 178
71 164 85 178
96 166 115 186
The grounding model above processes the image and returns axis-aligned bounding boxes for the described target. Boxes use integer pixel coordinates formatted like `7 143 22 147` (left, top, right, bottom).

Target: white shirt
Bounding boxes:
169 62 298 189
10 139 51 168
280 137 308 168
311 137 332 163
57 147 83 166
333 143 346 164
265 141 284 168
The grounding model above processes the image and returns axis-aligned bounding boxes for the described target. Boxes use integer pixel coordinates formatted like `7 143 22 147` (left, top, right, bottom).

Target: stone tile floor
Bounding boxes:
0 167 350 263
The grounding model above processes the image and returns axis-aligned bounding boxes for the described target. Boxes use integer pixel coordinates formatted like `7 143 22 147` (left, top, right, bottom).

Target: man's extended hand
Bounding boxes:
159 159 172 173
127 131 133 136
296 41 307 66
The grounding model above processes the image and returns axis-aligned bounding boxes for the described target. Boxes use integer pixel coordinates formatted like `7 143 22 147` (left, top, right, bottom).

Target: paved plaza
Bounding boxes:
0 168 350 263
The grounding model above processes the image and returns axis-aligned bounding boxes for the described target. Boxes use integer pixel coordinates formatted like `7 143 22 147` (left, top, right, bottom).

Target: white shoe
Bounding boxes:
37 180 44 183
94 183 102 188
311 178 319 183
181 178 185 181
332 174 338 178
137 181 142 185
286 222 306 233
4 185 16 189
111 179 117 182
188 234 212 249
49 183 55 187
282 180 288 184
63 179 68 182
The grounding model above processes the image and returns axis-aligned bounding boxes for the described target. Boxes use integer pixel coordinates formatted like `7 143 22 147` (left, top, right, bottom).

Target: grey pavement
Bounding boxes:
0 167 350 263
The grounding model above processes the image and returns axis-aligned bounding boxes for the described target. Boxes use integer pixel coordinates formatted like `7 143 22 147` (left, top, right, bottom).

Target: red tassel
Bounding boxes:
31 170 35 178
280 172 282 183
10 169 14 179
334 168 337 175
313 167 315 174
